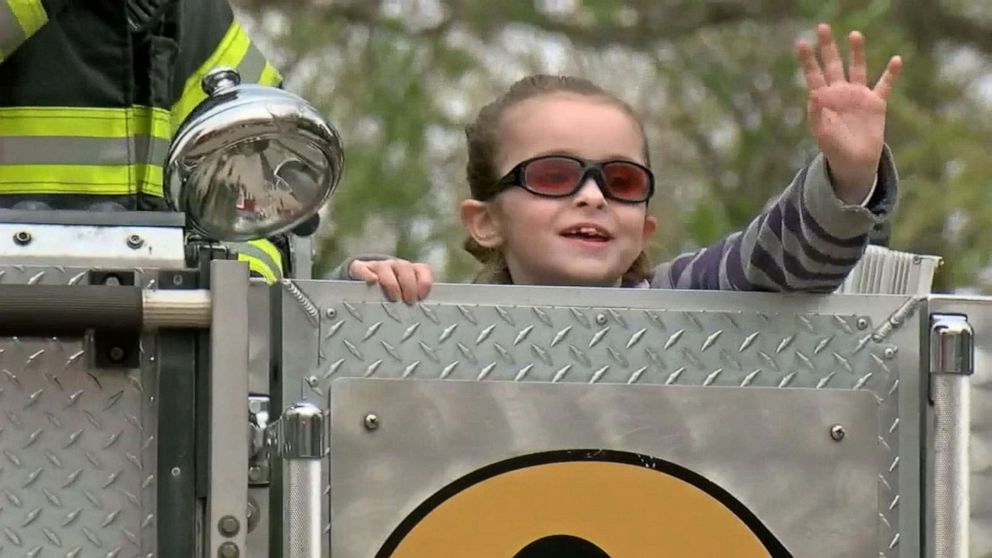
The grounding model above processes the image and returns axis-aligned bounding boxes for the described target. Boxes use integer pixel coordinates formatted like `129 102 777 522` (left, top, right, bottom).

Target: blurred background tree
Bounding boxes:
234 0 992 292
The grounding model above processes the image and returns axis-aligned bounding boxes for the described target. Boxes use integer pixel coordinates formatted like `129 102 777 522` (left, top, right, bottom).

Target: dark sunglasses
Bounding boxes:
493 155 655 204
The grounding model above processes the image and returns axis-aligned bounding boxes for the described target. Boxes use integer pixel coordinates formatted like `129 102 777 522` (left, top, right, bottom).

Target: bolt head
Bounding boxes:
218 515 240 536
364 413 379 431
830 424 846 442
170 467 181 477
217 542 240 558
126 234 144 249
13 231 32 245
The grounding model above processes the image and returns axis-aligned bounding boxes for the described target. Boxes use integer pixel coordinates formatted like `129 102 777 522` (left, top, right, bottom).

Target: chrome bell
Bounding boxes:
165 68 343 241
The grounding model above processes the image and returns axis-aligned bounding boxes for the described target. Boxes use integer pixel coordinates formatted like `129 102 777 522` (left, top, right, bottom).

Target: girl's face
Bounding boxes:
463 93 656 286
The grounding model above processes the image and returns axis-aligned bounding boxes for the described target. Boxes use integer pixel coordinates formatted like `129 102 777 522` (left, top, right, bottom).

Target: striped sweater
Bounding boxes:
651 149 896 292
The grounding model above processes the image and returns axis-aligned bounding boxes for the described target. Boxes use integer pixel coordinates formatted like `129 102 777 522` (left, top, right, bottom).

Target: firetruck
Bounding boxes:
0 69 986 558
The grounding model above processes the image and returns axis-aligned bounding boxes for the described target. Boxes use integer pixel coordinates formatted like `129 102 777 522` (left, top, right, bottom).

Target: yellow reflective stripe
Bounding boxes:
172 21 251 132
238 254 277 284
137 164 164 197
249 239 283 271
0 164 163 196
0 106 171 140
0 164 138 195
131 107 173 140
0 106 170 198
0 107 129 137
8 0 47 37
258 61 282 87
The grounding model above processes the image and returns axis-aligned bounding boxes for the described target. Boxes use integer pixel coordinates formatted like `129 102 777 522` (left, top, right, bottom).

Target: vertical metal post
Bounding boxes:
930 313 973 558
208 260 250 557
289 234 314 280
281 402 324 558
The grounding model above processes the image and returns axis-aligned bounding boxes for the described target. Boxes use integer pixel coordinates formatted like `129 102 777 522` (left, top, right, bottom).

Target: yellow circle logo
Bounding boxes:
379 450 790 557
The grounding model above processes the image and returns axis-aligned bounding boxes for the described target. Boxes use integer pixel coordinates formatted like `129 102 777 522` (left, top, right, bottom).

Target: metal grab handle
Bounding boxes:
930 314 974 558
280 402 324 558
0 285 210 335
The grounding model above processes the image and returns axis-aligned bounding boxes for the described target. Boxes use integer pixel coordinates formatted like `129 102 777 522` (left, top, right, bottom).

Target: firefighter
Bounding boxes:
0 0 287 282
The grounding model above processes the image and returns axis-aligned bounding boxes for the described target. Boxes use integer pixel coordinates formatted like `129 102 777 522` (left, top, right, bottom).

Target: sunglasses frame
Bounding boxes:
492 155 655 204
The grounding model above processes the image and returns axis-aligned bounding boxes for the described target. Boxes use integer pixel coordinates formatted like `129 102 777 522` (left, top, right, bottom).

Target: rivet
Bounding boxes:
883 347 897 360
126 234 144 249
13 231 32 246
217 542 240 558
218 515 240 537
325 308 336 319
108 347 126 362
830 424 846 442
364 413 379 431
170 467 181 477
595 313 608 325
856 317 869 330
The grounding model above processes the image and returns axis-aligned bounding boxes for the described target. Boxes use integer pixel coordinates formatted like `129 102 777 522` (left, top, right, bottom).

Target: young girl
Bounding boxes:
339 24 902 303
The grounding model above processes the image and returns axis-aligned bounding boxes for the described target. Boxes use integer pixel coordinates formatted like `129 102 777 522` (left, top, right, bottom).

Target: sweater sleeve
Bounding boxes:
651 146 898 292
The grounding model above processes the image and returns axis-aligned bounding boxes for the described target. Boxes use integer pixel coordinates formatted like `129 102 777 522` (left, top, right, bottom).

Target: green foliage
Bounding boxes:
237 0 992 292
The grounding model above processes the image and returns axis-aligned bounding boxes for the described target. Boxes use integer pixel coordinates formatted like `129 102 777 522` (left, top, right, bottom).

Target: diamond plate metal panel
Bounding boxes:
277 282 926 558
0 266 158 557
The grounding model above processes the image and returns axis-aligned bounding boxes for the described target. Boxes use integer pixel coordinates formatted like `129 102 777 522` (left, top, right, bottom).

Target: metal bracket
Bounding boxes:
89 270 141 368
249 395 272 486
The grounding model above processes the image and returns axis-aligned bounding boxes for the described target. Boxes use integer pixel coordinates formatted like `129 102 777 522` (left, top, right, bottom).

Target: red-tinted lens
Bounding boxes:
602 162 651 201
523 157 583 195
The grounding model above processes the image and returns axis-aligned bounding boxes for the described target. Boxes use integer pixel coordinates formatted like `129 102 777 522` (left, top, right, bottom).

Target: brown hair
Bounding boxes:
463 74 653 285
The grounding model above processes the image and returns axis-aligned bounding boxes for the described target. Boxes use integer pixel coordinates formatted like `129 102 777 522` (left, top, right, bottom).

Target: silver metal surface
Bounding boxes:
932 373 971 558
207 260 250 556
248 281 271 395
836 245 940 295
276 281 925 557
246 488 270 558
0 223 185 268
166 67 344 241
929 314 974 558
330 379 880 557
931 314 975 375
286 458 322 558
929 297 992 558
290 234 314 280
0 265 160 556
279 402 325 459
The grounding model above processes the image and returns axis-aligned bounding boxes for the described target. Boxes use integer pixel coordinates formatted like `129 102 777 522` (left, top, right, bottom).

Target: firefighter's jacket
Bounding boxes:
0 0 287 282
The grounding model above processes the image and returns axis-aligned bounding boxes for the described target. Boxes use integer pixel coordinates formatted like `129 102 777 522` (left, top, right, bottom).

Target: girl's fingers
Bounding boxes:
817 24 846 84
797 40 827 91
848 31 868 86
873 55 903 100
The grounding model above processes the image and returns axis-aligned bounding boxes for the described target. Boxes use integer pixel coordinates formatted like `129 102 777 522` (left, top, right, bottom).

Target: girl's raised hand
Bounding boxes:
797 24 902 204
